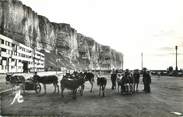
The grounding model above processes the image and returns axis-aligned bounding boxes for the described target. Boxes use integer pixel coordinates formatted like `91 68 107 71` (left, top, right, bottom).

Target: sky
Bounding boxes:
20 0 183 70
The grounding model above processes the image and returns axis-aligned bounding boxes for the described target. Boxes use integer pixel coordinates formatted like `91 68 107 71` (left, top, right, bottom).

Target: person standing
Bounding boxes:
111 69 117 90
133 69 140 92
142 68 151 93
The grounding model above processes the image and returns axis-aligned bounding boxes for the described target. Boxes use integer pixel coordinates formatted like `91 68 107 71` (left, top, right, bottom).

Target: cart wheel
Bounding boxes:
35 84 41 94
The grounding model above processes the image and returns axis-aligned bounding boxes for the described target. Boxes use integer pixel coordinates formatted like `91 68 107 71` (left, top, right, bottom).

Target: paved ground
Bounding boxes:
0 74 183 117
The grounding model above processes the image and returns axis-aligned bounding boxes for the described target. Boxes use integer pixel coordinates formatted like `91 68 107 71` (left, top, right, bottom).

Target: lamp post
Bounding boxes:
175 45 178 74
141 52 143 70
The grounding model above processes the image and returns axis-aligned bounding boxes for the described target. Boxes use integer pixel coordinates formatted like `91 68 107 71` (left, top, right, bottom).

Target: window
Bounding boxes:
1 48 6 52
1 39 4 44
21 54 25 57
2 57 6 60
5 65 8 69
14 52 17 55
12 44 15 47
8 42 10 46
5 41 8 46
7 50 11 54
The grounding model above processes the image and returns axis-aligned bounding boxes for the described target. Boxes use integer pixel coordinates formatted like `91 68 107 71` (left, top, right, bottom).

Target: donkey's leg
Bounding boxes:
136 83 139 91
118 83 120 93
43 84 46 94
21 83 25 94
133 83 135 93
53 84 55 93
130 84 133 94
99 86 101 96
102 85 105 97
133 83 135 92
90 81 93 93
72 89 77 99
80 84 85 96
117 84 119 93
57 83 59 94
114 81 116 90
53 84 56 93
61 87 64 97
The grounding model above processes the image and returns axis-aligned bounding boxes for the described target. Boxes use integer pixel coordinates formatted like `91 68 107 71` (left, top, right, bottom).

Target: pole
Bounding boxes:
141 52 143 70
175 46 178 73
122 54 124 70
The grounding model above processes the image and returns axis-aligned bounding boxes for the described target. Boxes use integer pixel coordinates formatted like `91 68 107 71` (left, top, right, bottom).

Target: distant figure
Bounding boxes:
158 72 161 78
111 69 117 90
142 68 151 93
133 69 140 92
33 72 39 80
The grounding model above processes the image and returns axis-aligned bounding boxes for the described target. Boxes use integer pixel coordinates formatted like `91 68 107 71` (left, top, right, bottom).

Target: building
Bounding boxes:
0 34 45 73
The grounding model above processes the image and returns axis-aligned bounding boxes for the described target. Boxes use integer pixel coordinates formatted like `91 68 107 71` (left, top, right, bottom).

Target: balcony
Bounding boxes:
0 44 12 51
1 51 11 58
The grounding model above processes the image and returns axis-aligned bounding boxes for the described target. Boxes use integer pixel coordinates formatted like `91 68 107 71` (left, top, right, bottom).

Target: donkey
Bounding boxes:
33 73 59 94
60 76 85 99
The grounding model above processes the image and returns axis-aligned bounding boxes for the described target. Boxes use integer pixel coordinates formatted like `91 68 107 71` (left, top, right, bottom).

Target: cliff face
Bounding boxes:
0 0 123 70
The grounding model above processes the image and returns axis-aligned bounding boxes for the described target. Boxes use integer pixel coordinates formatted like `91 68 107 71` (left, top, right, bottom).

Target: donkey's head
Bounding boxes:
5 73 14 83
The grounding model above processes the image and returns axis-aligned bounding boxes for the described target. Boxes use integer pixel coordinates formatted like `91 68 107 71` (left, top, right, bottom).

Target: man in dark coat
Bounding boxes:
133 69 140 91
142 68 151 93
33 72 40 82
111 69 117 90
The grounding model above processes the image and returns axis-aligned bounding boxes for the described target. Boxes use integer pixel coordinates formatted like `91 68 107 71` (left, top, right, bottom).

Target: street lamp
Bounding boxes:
141 52 143 70
175 45 178 73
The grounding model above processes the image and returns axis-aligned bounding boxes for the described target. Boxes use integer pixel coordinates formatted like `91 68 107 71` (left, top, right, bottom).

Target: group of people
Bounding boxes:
111 68 151 93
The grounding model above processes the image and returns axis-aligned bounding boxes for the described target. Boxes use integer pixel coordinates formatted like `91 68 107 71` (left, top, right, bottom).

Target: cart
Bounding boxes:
24 79 41 94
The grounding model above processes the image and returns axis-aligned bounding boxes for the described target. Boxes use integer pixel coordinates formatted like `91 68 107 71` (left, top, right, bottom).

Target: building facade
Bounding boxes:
0 34 45 73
